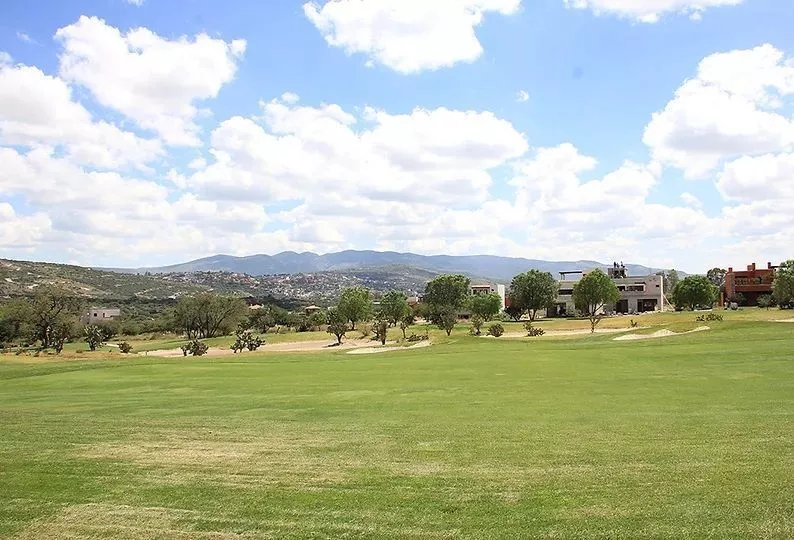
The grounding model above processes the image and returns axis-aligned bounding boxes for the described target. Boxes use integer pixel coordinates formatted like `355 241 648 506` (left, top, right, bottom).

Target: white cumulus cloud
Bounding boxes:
55 16 246 146
304 0 521 73
564 0 744 23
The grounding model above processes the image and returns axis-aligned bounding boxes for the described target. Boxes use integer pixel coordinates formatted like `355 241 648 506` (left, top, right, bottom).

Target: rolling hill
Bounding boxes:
112 250 665 283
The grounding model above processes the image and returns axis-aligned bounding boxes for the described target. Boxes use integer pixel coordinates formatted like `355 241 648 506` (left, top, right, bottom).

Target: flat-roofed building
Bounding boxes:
547 263 664 317
81 307 121 325
723 262 776 306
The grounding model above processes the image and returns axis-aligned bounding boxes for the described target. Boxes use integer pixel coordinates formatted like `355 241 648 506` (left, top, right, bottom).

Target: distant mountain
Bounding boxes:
112 250 666 283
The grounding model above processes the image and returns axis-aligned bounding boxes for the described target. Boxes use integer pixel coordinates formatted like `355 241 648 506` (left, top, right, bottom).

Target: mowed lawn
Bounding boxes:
1 319 792 538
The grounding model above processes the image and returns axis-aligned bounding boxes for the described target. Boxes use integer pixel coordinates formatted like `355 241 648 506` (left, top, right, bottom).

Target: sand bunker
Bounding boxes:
141 338 420 357
497 327 642 339
773 318 794 323
347 341 432 355
613 326 710 341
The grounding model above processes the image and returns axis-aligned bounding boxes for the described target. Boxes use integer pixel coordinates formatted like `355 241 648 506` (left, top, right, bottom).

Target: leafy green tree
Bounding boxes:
248 306 276 333
504 303 523 322
467 292 502 322
572 270 621 333
672 275 719 311
757 294 774 310
773 260 794 308
28 287 82 348
338 287 373 330
379 291 411 327
509 270 558 321
424 275 470 336
0 299 30 345
706 268 727 289
326 308 348 345
174 293 248 339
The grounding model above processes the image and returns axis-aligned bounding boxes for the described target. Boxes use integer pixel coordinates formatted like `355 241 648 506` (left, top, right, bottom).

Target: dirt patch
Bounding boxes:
614 326 710 341
15 503 252 539
347 341 432 355
141 338 389 357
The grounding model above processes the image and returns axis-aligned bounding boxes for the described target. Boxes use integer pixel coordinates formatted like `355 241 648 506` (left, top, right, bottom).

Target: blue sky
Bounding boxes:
1 0 793 273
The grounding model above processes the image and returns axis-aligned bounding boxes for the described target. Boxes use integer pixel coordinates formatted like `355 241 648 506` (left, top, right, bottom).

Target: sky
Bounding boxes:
1 0 793 273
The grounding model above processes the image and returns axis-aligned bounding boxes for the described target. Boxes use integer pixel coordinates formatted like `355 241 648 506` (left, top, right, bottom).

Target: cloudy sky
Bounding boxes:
1 0 793 272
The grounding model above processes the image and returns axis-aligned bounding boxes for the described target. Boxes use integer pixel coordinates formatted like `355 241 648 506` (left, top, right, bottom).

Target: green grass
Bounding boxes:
1 315 792 538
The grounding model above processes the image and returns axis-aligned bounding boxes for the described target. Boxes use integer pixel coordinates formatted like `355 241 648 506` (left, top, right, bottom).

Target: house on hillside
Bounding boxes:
722 262 777 306
547 263 664 317
81 307 121 325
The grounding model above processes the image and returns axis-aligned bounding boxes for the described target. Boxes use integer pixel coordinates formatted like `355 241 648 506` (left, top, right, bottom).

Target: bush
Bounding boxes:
487 324 504 338
696 313 723 322
118 342 133 354
407 333 429 342
182 340 209 356
372 318 388 345
231 329 264 353
524 321 544 337
470 314 484 336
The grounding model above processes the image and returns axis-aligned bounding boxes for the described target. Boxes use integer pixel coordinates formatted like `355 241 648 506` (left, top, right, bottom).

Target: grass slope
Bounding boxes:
0 315 792 538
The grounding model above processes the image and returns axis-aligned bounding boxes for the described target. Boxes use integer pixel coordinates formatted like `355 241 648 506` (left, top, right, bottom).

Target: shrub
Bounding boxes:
629 319 639 328
231 329 264 353
487 324 504 338
372 318 388 345
182 340 209 356
696 313 723 322
524 321 544 337
118 342 133 354
470 314 484 336
407 333 429 342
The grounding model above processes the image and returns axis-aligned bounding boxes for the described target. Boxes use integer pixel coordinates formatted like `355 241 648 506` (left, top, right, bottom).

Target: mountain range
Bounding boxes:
112 250 666 284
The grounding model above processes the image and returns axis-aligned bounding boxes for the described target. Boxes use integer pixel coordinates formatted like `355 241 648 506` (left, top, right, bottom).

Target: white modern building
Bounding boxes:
547 263 664 317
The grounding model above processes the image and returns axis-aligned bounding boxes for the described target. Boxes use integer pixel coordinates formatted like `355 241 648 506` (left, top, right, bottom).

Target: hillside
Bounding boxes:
0 259 207 299
0 259 437 304
112 250 665 282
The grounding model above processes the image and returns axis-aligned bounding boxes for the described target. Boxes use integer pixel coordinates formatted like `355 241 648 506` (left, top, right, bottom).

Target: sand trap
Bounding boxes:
141 338 406 357
497 327 643 339
347 341 432 355
773 318 794 323
614 326 710 341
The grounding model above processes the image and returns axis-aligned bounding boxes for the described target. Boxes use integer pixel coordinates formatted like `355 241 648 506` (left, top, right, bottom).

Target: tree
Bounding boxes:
509 270 557 321
379 291 411 327
572 270 621 333
0 299 30 345
173 293 248 339
84 324 109 351
504 303 523 322
706 268 727 289
470 314 485 336
398 313 415 340
326 308 348 345
248 306 276 333
338 287 373 330
757 294 774 310
773 260 794 308
28 288 82 349
664 269 680 295
424 275 470 336
672 275 718 311
467 292 502 322
372 314 388 345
